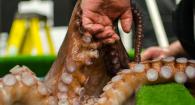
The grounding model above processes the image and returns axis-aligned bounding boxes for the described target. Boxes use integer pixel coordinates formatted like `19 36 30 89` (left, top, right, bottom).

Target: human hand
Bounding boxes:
141 47 171 61
81 0 132 44
141 41 186 61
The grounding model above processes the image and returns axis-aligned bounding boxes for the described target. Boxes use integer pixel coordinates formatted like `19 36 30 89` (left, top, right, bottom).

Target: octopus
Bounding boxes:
0 0 195 105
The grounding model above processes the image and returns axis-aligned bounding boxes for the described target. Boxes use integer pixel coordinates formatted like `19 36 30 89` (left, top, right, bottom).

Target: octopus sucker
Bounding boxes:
0 66 50 105
185 66 195 79
95 59 195 105
160 66 172 79
0 0 195 105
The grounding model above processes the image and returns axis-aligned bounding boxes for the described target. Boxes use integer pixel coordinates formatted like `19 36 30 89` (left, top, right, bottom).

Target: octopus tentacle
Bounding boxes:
45 1 112 104
95 57 195 105
132 3 144 63
102 41 130 76
0 66 52 105
0 0 195 105
102 2 144 75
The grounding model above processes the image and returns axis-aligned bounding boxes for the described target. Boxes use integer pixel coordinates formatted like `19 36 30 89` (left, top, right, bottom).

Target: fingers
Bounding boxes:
141 50 154 61
102 33 120 44
82 16 119 44
95 25 120 44
95 26 114 39
81 8 121 44
141 47 167 61
82 17 104 34
120 9 132 33
82 11 111 34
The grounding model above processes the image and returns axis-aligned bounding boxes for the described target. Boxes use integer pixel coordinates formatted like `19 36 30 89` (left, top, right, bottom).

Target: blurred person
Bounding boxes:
141 0 195 60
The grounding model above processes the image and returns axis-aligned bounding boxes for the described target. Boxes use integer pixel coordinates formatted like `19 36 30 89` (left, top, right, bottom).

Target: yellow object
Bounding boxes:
7 13 55 56
45 22 55 55
30 18 43 55
21 28 32 55
6 19 26 55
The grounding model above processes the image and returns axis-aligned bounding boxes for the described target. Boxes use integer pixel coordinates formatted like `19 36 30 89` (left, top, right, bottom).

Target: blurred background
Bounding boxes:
0 0 181 76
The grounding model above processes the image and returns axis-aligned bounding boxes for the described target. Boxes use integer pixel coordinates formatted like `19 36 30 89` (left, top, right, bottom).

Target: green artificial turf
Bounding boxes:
0 55 56 77
136 83 195 105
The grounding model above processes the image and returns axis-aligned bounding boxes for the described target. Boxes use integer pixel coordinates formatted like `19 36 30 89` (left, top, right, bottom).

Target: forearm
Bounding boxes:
167 40 186 56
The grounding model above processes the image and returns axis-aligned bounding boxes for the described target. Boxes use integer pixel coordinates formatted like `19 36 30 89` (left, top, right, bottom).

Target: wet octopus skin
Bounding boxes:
0 1 195 105
96 57 195 105
1 59 195 105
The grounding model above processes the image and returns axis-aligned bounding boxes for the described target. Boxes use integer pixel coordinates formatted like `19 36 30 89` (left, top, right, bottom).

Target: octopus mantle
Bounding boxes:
0 0 195 105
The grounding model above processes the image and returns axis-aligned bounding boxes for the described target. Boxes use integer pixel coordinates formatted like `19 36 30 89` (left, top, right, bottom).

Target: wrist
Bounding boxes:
161 47 173 57
167 41 186 56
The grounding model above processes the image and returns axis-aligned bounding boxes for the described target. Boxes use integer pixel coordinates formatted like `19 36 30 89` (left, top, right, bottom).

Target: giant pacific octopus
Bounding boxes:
0 0 195 105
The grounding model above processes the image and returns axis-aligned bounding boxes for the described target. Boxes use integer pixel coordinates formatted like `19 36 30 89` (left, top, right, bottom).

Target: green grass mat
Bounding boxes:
0 55 56 77
136 83 195 105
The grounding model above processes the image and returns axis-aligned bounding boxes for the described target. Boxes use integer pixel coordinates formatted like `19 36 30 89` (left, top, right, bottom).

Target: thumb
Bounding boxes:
141 51 153 61
120 9 132 33
141 47 163 61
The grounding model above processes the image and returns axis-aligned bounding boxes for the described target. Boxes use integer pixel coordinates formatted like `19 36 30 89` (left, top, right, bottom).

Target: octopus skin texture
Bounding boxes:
0 0 195 105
